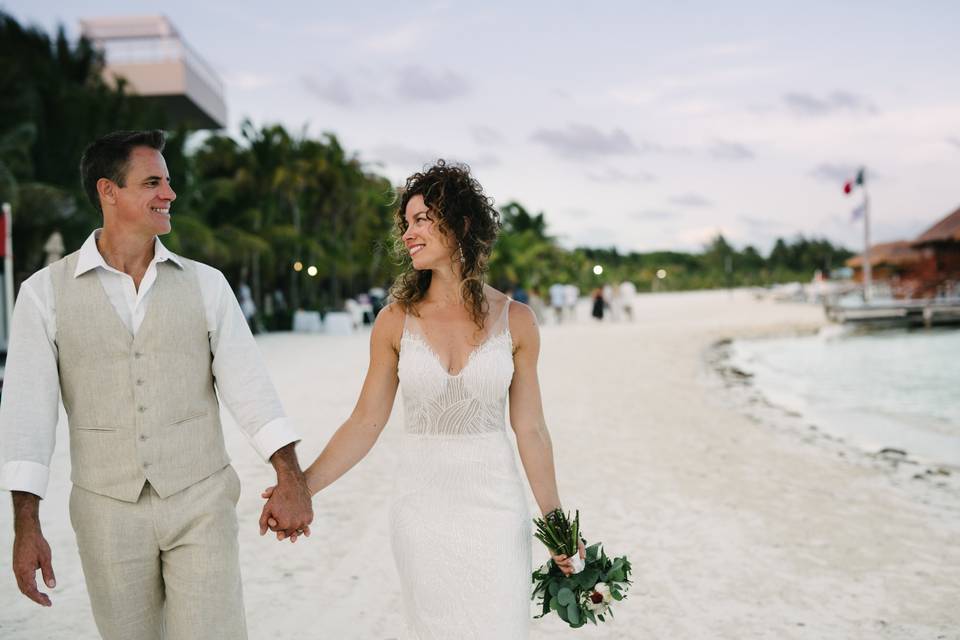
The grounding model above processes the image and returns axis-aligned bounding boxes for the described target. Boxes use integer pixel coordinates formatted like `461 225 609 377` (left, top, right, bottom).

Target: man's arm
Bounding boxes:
202 266 312 540
1 275 62 604
11 492 55 606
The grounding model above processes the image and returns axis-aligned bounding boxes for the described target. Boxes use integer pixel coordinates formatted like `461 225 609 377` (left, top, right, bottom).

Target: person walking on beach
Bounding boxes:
549 281 566 323
591 286 606 321
262 160 583 638
0 130 314 639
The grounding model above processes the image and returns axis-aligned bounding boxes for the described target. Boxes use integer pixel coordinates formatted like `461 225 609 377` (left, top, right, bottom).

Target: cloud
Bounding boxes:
586 167 656 184
531 124 654 159
396 66 470 102
629 209 678 221
224 72 277 91
470 125 504 146
369 144 439 169
809 163 861 183
301 74 357 107
784 91 878 117
461 153 501 169
709 140 754 161
669 193 712 207
738 215 787 231
358 24 426 54
947 136 960 150
562 225 621 250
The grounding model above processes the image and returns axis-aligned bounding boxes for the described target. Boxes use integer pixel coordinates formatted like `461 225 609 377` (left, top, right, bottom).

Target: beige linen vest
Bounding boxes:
50 251 230 502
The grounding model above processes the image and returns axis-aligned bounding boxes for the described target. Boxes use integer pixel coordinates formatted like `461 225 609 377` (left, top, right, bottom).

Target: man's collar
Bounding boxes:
74 229 184 277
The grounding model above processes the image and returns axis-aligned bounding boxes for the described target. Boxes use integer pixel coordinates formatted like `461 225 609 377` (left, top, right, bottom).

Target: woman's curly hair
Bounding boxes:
390 160 501 329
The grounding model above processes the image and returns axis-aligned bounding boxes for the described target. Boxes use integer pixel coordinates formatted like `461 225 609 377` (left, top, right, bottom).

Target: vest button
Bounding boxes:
138 406 147 413
139 434 148 441
134 352 143 359
143 462 151 468
136 379 145 386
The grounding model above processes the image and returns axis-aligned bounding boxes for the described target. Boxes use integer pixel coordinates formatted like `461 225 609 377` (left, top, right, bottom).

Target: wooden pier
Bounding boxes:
824 298 960 327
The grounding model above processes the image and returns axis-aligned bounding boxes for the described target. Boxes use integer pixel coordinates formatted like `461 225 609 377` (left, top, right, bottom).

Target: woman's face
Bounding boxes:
402 194 456 271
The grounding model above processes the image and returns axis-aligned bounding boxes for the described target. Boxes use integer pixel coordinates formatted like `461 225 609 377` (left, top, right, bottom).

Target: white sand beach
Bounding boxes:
2 290 959 639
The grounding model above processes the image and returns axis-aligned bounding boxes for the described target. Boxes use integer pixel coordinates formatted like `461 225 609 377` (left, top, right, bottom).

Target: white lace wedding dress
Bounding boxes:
390 296 532 639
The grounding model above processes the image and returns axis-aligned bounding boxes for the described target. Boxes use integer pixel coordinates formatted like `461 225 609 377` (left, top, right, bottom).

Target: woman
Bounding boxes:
264 161 581 638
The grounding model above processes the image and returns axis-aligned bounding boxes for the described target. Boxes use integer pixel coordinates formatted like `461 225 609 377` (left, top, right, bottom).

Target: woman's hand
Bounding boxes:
551 540 586 576
260 486 311 542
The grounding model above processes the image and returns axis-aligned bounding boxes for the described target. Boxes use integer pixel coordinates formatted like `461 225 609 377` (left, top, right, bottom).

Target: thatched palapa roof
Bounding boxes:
913 206 960 247
846 241 925 269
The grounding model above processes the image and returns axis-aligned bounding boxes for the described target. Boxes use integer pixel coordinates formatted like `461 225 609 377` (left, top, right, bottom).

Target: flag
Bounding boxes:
843 167 865 195
850 203 865 222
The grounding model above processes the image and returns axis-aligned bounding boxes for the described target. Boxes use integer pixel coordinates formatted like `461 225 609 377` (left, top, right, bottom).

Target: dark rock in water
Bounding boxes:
877 448 908 457
727 366 753 379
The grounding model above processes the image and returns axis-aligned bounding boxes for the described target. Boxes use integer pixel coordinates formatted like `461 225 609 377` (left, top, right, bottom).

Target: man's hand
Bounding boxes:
259 443 313 543
258 481 313 542
11 491 56 606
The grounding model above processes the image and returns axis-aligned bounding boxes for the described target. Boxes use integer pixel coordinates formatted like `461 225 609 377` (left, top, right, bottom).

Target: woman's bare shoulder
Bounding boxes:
372 302 406 348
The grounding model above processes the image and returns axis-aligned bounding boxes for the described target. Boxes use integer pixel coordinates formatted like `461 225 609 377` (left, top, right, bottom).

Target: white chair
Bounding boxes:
292 310 323 333
324 311 354 336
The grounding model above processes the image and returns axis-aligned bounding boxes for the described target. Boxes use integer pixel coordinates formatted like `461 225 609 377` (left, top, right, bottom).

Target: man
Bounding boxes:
0 130 312 639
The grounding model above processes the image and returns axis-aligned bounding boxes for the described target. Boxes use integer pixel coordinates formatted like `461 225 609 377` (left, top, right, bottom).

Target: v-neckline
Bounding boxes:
402 328 510 378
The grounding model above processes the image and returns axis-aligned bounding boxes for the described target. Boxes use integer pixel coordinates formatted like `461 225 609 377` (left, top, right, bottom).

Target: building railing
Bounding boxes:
98 36 225 100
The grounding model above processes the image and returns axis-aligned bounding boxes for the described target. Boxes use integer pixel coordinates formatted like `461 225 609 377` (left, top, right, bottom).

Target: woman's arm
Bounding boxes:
508 302 562 516
301 303 403 495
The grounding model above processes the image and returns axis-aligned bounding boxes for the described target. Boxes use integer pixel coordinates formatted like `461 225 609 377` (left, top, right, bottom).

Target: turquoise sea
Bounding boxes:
729 326 960 467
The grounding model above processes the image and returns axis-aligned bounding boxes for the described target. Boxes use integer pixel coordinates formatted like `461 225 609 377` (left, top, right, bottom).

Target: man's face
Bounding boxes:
111 146 176 236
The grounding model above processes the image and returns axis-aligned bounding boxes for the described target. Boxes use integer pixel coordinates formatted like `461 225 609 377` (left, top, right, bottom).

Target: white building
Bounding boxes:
80 15 227 129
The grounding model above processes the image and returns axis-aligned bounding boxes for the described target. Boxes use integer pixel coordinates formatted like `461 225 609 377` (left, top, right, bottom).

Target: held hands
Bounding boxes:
551 540 586 577
258 480 313 544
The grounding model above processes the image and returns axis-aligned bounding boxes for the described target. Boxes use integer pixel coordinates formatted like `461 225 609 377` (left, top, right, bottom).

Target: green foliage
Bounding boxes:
531 537 633 629
1 11 853 325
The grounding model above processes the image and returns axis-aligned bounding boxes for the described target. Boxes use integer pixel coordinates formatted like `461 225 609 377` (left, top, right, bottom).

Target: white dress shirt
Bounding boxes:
0 230 299 498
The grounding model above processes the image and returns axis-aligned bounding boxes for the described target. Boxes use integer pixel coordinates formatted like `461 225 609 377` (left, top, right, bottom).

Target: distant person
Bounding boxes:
619 280 637 321
602 283 619 321
528 286 547 325
512 283 529 305
238 280 257 333
549 282 566 324
591 287 605 321
564 283 580 322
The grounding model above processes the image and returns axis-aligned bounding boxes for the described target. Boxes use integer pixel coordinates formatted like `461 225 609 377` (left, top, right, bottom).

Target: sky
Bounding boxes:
4 1 960 254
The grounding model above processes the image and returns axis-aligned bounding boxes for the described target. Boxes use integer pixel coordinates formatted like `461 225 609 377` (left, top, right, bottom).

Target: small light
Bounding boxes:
656 269 667 279
307 265 318 277
593 265 603 276
293 261 303 272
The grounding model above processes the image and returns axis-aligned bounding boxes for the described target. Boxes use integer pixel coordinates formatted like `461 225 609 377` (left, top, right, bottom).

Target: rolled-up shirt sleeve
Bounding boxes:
205 267 300 461
0 280 62 498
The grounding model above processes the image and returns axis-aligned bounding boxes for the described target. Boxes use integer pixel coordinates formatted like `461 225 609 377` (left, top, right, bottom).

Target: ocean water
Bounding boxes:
729 326 960 467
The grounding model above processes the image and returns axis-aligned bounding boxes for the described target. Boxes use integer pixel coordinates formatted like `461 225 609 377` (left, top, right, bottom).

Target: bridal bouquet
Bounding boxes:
531 509 632 628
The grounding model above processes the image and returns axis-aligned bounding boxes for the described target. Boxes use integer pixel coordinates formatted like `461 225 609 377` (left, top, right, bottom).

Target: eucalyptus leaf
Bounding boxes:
557 588 575 607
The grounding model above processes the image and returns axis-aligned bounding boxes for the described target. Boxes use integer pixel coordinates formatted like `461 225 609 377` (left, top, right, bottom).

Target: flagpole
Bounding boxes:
862 188 872 303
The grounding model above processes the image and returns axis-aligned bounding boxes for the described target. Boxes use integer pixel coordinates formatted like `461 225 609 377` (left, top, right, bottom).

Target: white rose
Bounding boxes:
595 582 613 604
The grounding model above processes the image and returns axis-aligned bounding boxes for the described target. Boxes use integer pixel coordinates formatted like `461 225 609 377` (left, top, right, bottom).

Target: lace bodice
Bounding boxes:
397 296 514 436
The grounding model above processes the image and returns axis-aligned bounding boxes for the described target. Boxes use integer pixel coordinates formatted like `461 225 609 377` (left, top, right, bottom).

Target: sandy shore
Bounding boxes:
2 290 958 639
